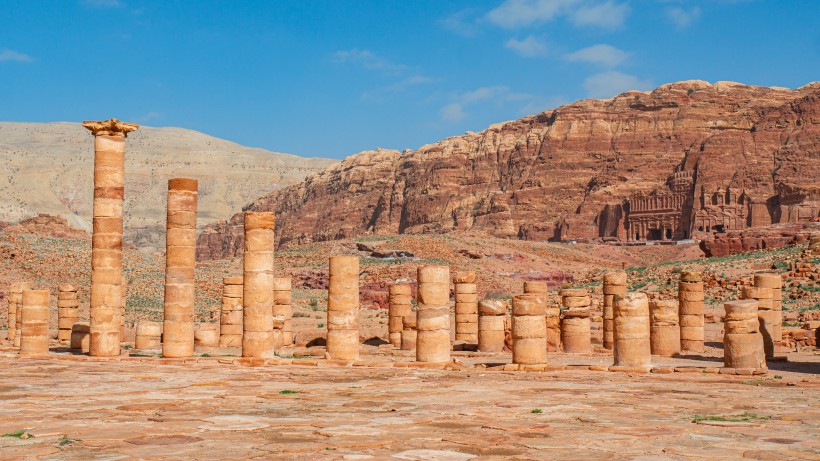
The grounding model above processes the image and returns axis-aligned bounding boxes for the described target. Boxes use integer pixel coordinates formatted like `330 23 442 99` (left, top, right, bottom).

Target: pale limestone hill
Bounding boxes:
0 122 336 246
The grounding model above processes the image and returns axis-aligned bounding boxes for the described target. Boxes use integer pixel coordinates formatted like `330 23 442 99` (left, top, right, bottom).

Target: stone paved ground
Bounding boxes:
0 350 818 460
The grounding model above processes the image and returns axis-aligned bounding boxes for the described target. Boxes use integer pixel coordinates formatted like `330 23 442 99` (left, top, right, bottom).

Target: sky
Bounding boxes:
1 0 818 159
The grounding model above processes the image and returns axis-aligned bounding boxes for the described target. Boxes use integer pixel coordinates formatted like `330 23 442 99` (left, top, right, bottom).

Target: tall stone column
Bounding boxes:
388 283 413 347
327 256 360 360
162 178 198 358
453 272 478 343
602 271 627 350
416 265 451 363
219 277 243 347
560 288 592 353
242 212 275 358
678 271 704 353
10 281 31 347
83 119 139 357
274 277 293 347
57 284 80 344
512 294 548 365
20 290 50 357
613 293 651 370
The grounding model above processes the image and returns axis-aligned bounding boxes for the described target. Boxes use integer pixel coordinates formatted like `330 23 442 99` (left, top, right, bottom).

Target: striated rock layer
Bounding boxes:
198 81 820 259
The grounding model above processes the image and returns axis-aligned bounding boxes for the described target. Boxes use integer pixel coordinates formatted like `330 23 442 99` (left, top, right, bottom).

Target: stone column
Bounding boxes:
57 284 80 344
754 272 782 351
453 272 478 343
742 285 776 358
219 276 243 347
723 299 766 370
274 277 293 347
524 281 560 352
10 281 31 347
83 119 139 357
416 265 451 363
242 212 275 358
71 323 91 353
560 288 591 353
388 283 413 347
327 256 360 360
400 313 418 351
19 290 50 357
512 294 548 365
649 299 680 356
162 178 198 358
194 324 219 347
478 300 506 352
678 271 704 353
602 271 627 350
135 321 162 349
613 293 651 369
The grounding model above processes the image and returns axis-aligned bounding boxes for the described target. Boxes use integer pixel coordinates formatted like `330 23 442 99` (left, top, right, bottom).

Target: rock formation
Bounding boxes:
199 81 820 258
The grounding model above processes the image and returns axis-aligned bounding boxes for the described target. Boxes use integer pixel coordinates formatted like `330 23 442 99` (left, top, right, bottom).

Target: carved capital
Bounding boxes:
82 119 140 137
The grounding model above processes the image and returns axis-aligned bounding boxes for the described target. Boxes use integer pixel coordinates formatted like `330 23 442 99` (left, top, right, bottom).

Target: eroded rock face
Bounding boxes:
699 223 818 257
198 81 820 259
2 214 88 239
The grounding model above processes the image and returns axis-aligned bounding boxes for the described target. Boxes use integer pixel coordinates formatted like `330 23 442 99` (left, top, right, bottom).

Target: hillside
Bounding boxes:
198 80 820 259
0 122 337 246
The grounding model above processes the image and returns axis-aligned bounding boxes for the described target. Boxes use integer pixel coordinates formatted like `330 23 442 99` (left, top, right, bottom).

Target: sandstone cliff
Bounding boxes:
198 81 820 259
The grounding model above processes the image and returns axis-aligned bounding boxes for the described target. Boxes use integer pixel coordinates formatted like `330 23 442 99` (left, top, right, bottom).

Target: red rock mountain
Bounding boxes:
197 80 820 259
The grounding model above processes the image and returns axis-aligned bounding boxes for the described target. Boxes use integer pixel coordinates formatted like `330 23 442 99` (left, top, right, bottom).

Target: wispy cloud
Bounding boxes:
583 71 652 99
484 0 628 29
666 6 701 30
570 1 629 29
505 36 549 57
564 44 629 67
82 0 123 7
362 75 435 100
486 0 579 28
332 48 407 75
441 85 535 122
0 49 34 63
438 8 483 37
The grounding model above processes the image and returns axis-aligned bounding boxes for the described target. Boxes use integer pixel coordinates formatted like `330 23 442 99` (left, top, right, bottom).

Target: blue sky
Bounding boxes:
1 0 818 158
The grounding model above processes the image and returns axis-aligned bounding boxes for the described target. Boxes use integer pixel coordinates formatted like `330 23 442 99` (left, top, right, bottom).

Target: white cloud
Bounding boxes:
486 0 579 28
666 6 701 30
441 103 467 122
505 36 549 57
332 49 407 75
583 71 652 98
564 44 629 67
570 1 630 29
0 49 34 63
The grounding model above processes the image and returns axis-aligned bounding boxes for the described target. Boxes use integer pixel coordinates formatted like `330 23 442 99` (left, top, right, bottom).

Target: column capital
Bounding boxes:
82 118 139 137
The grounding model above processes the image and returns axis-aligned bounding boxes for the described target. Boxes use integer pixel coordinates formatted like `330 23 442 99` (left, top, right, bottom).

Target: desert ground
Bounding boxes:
1 229 819 460
0 345 818 460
